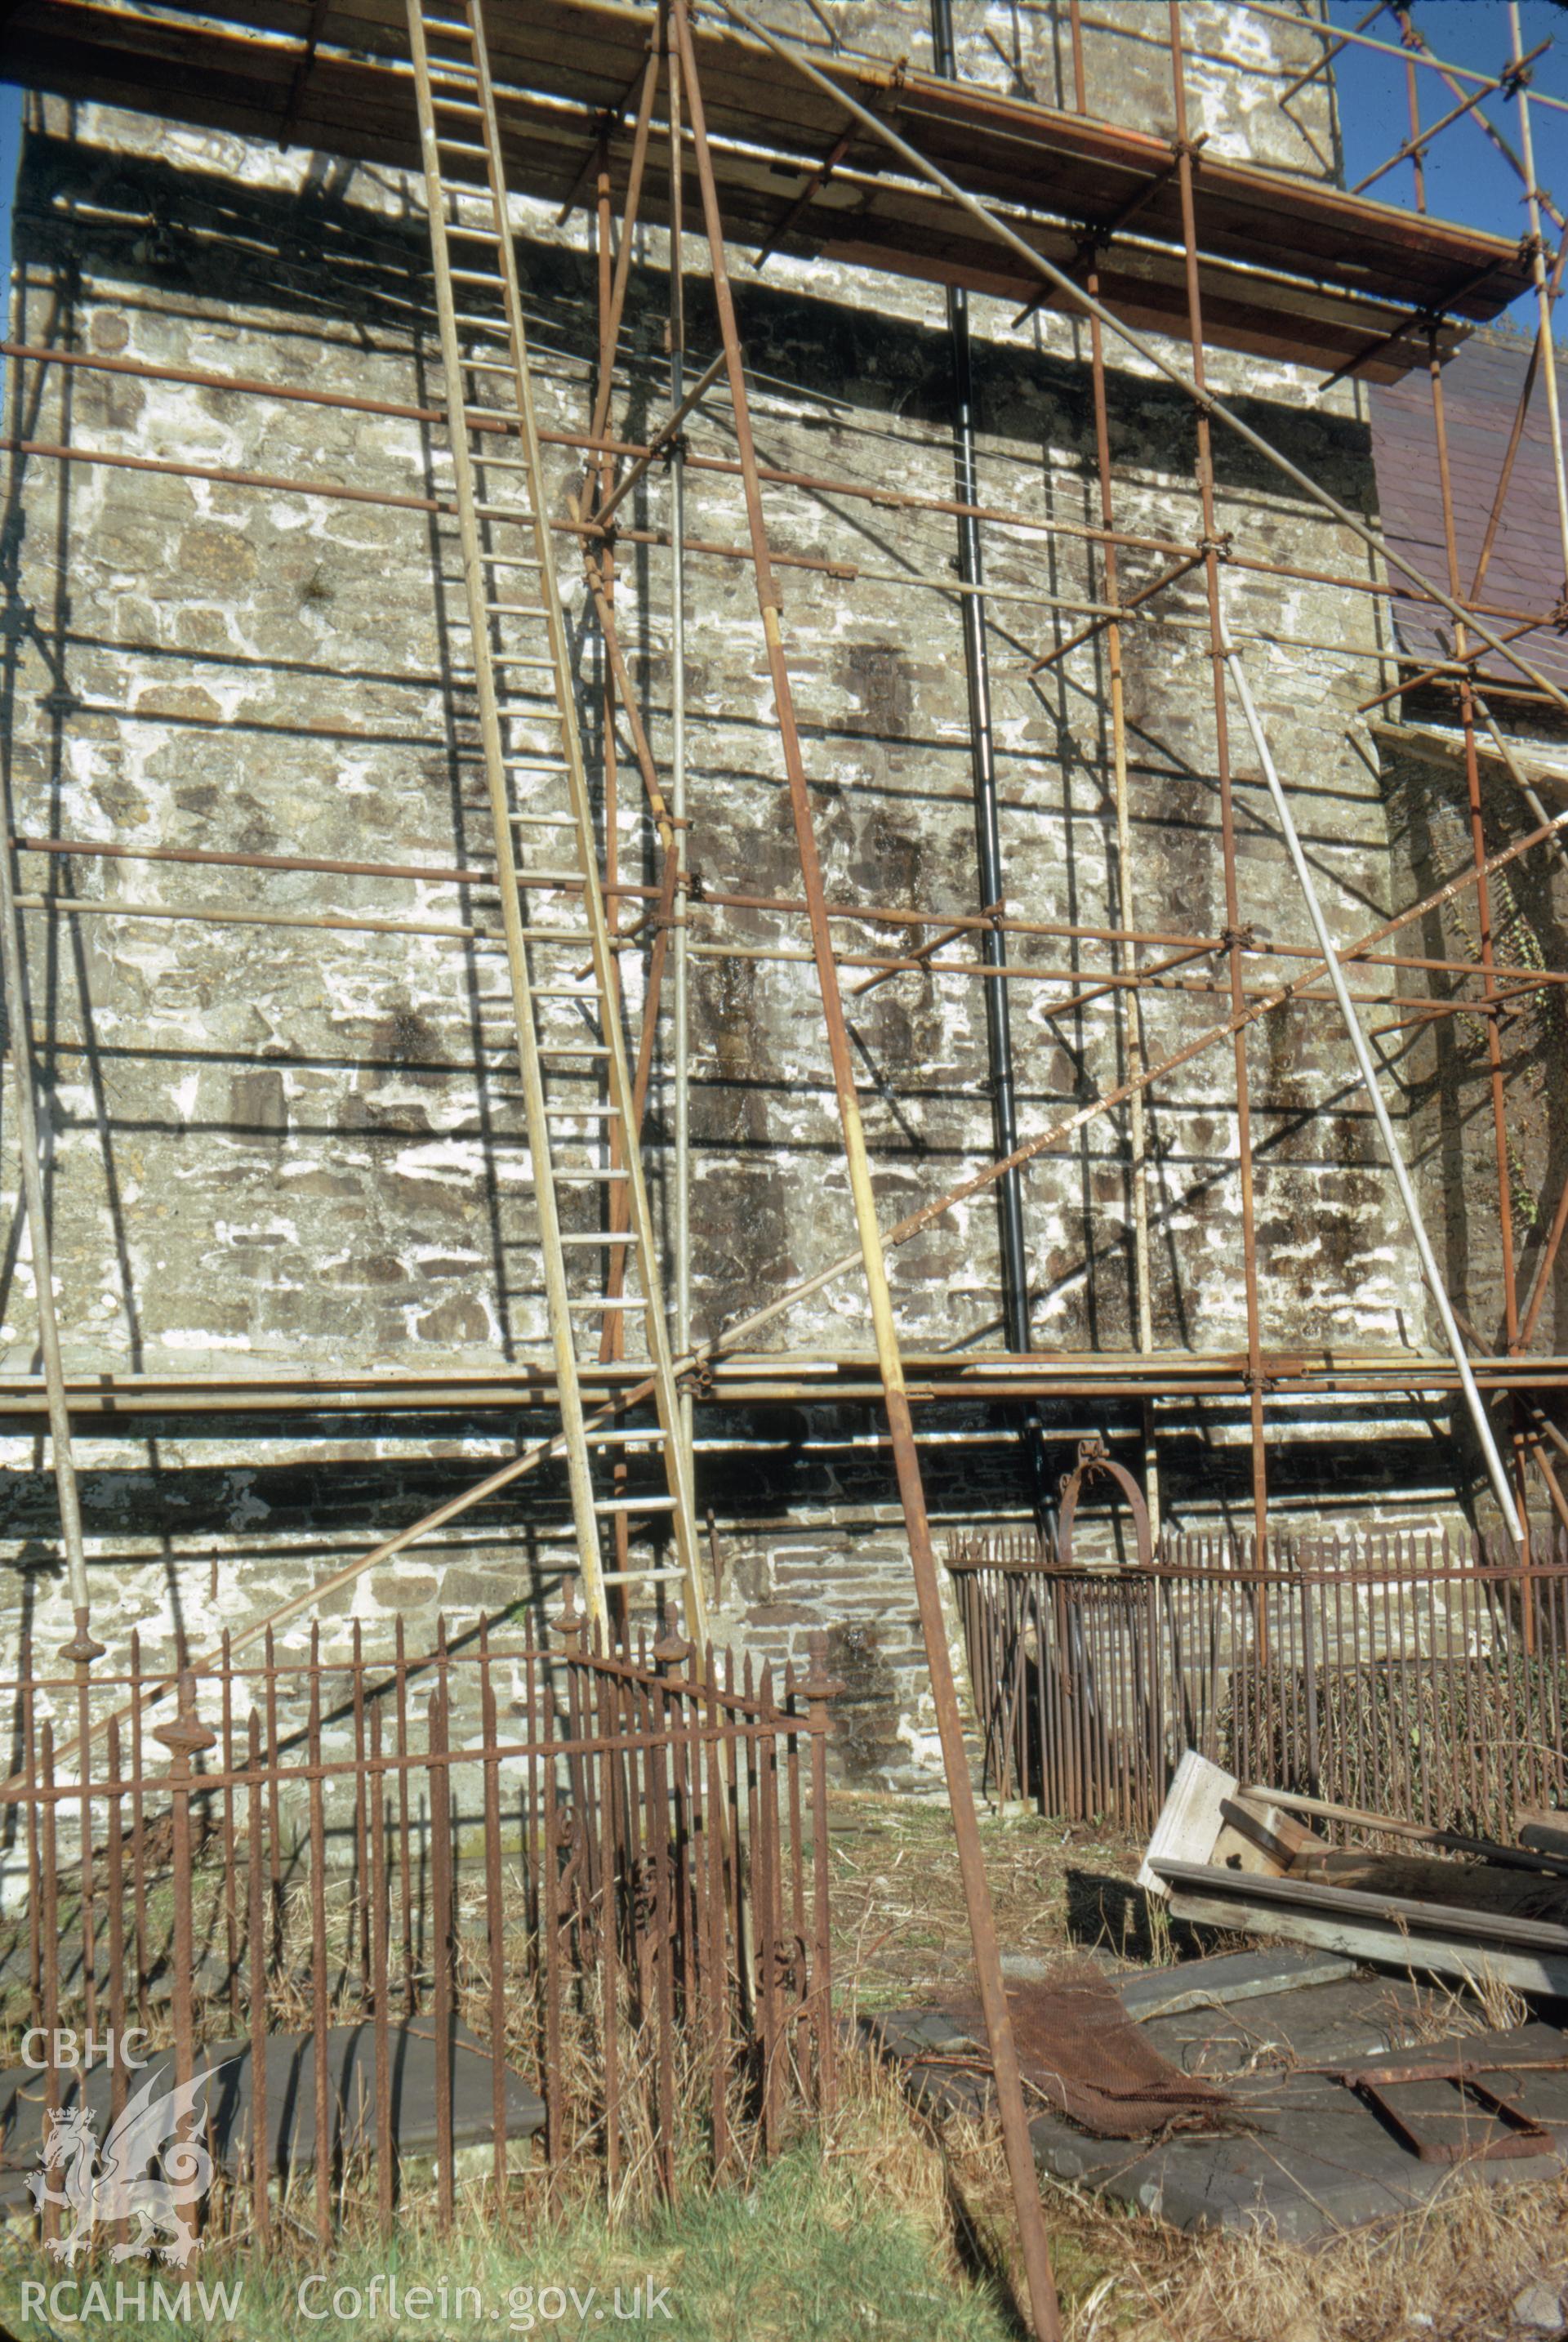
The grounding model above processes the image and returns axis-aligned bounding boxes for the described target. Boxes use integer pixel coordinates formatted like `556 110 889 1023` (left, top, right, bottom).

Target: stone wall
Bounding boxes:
0 2 1525 1786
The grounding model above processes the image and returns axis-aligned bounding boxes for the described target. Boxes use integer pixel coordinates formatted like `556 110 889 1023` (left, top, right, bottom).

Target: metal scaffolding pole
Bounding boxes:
1169 5 1269 1557
667 2 1062 2329
1424 325 1531 1541
668 16 694 1492
928 0 1050 1528
714 0 1568 724
1509 2 1568 591
1223 632 1526 1546
27 792 1567 1792
1066 18 1160 1539
0 836 96 1661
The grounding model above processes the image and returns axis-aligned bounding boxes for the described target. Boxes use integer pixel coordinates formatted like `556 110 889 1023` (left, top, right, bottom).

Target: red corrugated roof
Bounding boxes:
1370 336 1568 696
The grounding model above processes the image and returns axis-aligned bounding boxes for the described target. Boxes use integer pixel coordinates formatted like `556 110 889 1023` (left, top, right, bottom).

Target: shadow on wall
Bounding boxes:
1385 717 1568 1356
16 126 1376 486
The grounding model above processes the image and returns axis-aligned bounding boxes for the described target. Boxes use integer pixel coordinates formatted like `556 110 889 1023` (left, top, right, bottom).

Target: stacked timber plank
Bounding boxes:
1143 1751 1568 1996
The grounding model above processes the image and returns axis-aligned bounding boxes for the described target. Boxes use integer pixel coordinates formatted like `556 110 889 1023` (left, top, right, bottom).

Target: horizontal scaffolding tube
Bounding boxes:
3 343 1557 633
20 841 1565 988
1223 633 1525 1544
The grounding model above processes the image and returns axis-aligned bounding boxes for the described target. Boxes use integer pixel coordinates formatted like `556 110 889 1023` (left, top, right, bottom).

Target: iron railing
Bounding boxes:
949 1528 1568 1840
0 1608 835 2249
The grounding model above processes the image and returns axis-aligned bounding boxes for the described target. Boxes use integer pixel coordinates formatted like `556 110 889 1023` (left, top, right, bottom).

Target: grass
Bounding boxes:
0 2059 1022 2342
7 1791 1566 2341
5 2046 1565 2342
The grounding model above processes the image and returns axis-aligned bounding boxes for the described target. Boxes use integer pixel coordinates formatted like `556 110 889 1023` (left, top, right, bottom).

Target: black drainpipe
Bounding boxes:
929 0 1054 1530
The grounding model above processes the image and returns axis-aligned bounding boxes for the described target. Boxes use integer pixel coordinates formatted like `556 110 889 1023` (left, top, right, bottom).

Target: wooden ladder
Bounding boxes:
404 0 707 1646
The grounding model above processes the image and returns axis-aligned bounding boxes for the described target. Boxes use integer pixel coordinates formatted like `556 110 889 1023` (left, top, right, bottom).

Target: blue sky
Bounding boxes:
1327 0 1567 330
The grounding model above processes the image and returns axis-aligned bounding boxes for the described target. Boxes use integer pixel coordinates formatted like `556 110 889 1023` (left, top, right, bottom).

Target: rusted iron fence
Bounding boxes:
0 1605 835 2248
949 1528 1568 1841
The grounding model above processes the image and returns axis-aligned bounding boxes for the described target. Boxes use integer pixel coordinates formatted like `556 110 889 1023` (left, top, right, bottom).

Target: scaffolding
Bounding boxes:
3 0 1568 2326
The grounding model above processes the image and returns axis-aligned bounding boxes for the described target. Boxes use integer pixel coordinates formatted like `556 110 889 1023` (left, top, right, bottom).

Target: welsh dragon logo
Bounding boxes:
28 2060 232 2266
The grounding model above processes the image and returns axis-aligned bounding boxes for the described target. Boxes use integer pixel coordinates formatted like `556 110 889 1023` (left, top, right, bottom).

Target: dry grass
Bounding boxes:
4 1961 1563 2341
11 1786 1564 2340
823 1790 1151 2005
5 2040 1560 2342
821 1791 1568 2342
898 2075 1568 2342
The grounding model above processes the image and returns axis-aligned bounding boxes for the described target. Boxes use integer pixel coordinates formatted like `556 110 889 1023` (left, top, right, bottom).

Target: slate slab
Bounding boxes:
0 2019 542 2207
868 1974 1568 2239
1138 1974 1433 2081
0 1936 235 2016
1119 1948 1356 2022
1028 2021 1568 2239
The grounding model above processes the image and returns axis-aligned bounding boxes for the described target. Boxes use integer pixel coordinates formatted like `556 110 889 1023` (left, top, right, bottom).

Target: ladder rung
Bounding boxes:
571 1298 639 1312
590 1430 666 1447
434 139 488 158
446 222 499 240
600 1568 685 1585
488 603 548 618
422 16 476 37
545 1104 619 1117
532 985 599 997
446 663 555 681
474 505 538 523
541 1044 610 1058
432 96 483 114
521 926 590 942
467 456 535 471
554 1169 628 1182
560 1229 637 1242
514 815 577 829
595 1493 676 1511
516 868 581 885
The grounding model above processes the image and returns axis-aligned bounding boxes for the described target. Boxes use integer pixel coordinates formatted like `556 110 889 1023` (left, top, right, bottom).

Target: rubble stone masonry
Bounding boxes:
0 2 1546 1784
